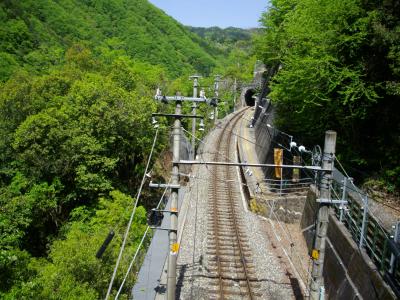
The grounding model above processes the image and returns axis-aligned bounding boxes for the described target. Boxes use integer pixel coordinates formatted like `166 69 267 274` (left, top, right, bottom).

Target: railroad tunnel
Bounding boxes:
244 89 256 106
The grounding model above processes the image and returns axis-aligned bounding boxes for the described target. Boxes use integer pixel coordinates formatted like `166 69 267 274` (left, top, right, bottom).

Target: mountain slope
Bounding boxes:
188 26 261 53
0 1 222 298
0 0 217 80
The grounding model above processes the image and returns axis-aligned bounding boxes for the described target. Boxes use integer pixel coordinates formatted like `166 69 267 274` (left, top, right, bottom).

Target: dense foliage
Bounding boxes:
0 0 217 81
188 26 260 52
0 0 258 298
0 0 223 297
0 45 166 298
256 0 400 190
188 26 258 80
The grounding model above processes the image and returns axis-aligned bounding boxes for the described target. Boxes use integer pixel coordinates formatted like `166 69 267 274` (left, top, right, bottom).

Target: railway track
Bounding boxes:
206 109 261 299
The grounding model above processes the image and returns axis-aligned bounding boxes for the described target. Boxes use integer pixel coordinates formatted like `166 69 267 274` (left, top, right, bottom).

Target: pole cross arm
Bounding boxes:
152 113 204 119
149 181 180 189
149 227 176 231
177 160 331 172
154 95 208 103
316 198 348 204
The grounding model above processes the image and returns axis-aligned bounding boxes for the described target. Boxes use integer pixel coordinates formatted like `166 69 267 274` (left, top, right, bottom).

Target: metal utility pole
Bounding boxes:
214 75 221 124
310 130 337 300
153 91 208 300
167 100 181 300
233 77 237 111
189 75 201 160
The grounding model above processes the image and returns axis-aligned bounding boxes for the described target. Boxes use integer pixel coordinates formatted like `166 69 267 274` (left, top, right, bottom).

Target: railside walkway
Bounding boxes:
132 188 185 300
237 108 271 198
236 107 311 297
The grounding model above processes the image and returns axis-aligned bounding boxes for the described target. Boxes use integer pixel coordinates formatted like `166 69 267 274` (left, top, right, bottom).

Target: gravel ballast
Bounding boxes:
176 111 305 299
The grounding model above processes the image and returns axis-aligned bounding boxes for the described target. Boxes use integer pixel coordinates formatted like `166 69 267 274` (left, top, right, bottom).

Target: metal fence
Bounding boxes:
330 168 400 297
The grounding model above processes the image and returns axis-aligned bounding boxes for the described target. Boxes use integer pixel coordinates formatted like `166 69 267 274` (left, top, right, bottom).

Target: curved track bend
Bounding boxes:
206 109 261 300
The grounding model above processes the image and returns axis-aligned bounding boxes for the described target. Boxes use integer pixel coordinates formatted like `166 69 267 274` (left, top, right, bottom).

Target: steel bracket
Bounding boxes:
149 181 180 189
150 227 176 232
152 208 178 214
317 198 348 205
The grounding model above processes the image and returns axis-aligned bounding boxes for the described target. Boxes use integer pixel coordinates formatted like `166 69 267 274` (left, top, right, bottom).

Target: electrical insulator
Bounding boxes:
199 119 205 131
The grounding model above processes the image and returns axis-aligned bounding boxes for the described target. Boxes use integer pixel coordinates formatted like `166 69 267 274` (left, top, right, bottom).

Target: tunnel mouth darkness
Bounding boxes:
245 89 256 106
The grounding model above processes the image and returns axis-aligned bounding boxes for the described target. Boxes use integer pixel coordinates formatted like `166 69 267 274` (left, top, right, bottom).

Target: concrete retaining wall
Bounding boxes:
245 64 396 298
301 187 396 299
253 105 275 168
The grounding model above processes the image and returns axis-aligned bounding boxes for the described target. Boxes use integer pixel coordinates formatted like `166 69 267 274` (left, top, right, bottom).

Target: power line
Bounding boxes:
185 111 314 296
115 178 171 299
182 122 314 196
182 125 235 164
179 172 311 195
115 226 150 299
105 128 159 300
101 125 171 239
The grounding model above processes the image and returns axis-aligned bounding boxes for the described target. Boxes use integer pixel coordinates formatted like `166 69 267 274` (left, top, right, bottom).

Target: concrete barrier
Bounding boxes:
302 188 396 299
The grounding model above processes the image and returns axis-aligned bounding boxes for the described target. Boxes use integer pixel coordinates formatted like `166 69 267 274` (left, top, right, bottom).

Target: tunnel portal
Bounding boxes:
244 89 256 106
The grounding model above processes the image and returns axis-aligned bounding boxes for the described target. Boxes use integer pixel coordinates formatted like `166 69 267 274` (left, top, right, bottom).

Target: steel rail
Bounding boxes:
224 113 255 300
209 109 256 299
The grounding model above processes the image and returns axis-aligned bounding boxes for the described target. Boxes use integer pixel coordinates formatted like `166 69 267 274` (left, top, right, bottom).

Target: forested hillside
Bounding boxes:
255 0 400 192
0 0 217 81
4 0 399 298
188 26 260 52
0 0 237 299
186 26 258 92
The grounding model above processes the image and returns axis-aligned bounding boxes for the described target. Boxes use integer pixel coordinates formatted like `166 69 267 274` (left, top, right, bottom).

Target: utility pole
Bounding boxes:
189 75 201 160
233 77 237 111
214 75 221 124
153 91 208 300
167 100 181 300
310 130 337 300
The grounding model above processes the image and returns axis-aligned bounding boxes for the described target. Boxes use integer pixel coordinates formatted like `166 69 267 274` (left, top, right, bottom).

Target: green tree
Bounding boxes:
256 0 400 187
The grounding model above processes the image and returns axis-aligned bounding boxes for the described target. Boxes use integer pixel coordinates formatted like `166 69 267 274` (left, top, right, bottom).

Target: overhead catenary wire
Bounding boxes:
189 111 314 295
105 128 159 300
178 172 311 195
184 117 295 178
181 126 234 164
182 118 314 195
212 115 317 180
240 114 294 151
186 114 271 198
199 112 312 272
103 124 174 233
183 113 307 169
